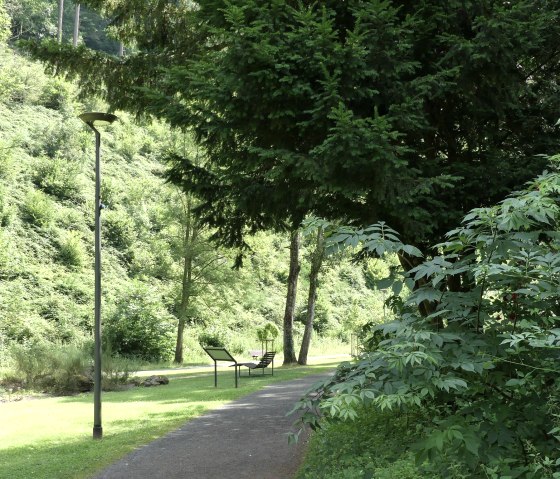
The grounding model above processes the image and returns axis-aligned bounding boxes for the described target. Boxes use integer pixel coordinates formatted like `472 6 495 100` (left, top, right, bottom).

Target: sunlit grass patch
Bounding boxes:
0 359 338 479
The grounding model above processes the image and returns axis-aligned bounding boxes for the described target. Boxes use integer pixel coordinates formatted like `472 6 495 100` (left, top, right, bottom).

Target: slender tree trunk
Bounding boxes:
283 230 300 365
174 251 193 363
398 251 442 328
174 196 197 364
73 4 80 47
118 42 124 57
298 228 325 365
57 0 64 43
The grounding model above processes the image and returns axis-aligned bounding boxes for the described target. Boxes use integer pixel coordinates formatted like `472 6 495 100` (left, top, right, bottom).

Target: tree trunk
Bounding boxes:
174 195 197 364
118 42 124 57
174 249 193 363
73 4 80 47
283 230 300 365
398 251 442 328
174 240 194 363
298 227 325 365
57 0 64 43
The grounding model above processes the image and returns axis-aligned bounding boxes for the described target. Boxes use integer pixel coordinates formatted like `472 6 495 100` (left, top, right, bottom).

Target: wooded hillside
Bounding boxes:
0 41 386 363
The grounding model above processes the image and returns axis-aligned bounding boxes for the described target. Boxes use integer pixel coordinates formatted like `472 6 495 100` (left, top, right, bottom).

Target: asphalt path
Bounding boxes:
93 373 331 479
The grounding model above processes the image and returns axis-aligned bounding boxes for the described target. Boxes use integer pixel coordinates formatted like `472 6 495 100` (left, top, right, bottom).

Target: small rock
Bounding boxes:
140 375 169 387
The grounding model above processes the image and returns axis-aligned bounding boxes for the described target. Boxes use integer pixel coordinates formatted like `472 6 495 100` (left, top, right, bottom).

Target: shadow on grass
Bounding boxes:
0 403 208 479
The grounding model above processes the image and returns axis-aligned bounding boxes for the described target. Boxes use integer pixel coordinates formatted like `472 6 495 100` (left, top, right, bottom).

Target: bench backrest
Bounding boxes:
255 351 275 368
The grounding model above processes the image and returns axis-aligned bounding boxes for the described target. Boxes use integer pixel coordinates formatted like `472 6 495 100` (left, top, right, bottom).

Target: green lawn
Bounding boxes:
0 359 339 479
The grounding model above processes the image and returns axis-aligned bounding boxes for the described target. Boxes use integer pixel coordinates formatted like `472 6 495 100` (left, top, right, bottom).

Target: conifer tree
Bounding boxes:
25 0 560 251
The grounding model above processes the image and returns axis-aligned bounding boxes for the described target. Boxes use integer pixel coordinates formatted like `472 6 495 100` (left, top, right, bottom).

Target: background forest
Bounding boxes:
2 1 560 479
0 0 386 377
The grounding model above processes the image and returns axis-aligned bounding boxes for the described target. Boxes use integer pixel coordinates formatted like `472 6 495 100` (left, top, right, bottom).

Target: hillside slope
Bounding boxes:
0 45 385 363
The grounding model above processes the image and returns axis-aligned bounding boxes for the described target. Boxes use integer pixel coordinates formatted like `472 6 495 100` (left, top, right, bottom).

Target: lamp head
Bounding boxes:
79 112 118 128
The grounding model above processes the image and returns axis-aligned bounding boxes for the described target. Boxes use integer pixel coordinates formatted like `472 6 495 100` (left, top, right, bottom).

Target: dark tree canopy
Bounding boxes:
25 0 560 248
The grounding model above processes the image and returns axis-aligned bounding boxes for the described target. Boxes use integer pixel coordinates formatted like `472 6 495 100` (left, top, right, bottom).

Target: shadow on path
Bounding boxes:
94 373 332 479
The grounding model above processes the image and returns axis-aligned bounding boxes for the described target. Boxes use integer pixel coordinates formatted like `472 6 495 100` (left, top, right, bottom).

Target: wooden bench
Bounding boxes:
237 351 275 377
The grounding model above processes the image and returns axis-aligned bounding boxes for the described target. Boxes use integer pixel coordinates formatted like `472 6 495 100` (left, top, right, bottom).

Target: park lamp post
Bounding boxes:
79 112 118 439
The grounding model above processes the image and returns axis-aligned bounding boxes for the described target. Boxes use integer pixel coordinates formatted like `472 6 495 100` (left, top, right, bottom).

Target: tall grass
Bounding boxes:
0 342 139 394
296 408 440 479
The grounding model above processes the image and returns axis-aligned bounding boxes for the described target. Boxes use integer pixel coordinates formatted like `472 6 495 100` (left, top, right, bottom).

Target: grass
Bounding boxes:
136 335 352 370
0 357 341 479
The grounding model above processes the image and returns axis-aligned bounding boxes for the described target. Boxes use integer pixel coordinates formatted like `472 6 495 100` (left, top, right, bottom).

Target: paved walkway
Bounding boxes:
94 373 331 479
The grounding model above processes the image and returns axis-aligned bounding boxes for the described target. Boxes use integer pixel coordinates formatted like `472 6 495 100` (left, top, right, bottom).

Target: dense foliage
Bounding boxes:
0 42 383 372
5 2 560 476
297 408 439 479
4 0 119 53
23 0 560 250
293 160 560 477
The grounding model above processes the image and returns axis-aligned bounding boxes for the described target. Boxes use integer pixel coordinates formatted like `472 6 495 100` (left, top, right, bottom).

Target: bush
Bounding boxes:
112 120 143 161
0 1 9 45
198 326 226 348
0 185 14 226
0 140 14 180
294 158 560 477
39 78 71 111
32 156 84 202
2 342 92 394
103 209 136 251
4 341 50 387
297 408 438 479
44 344 92 394
105 282 175 361
0 50 46 104
21 189 55 227
35 120 86 160
256 322 279 342
0 340 141 395
57 230 85 268
101 349 138 391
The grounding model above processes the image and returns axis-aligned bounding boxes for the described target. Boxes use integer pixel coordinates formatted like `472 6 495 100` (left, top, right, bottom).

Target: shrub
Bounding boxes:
294 158 560 477
0 186 14 226
112 120 143 161
297 408 438 479
57 230 85 268
100 177 122 209
103 209 136 251
198 326 226 348
105 282 175 361
40 78 71 111
0 310 56 344
0 51 46 104
0 340 142 394
43 344 92 394
0 140 14 180
36 120 86 160
1 342 93 394
32 156 84 202
5 341 52 388
21 189 55 227
0 1 9 45
101 349 138 391
256 322 279 342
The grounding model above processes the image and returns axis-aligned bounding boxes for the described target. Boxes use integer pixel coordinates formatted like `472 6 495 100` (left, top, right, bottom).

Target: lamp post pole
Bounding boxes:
79 112 118 440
